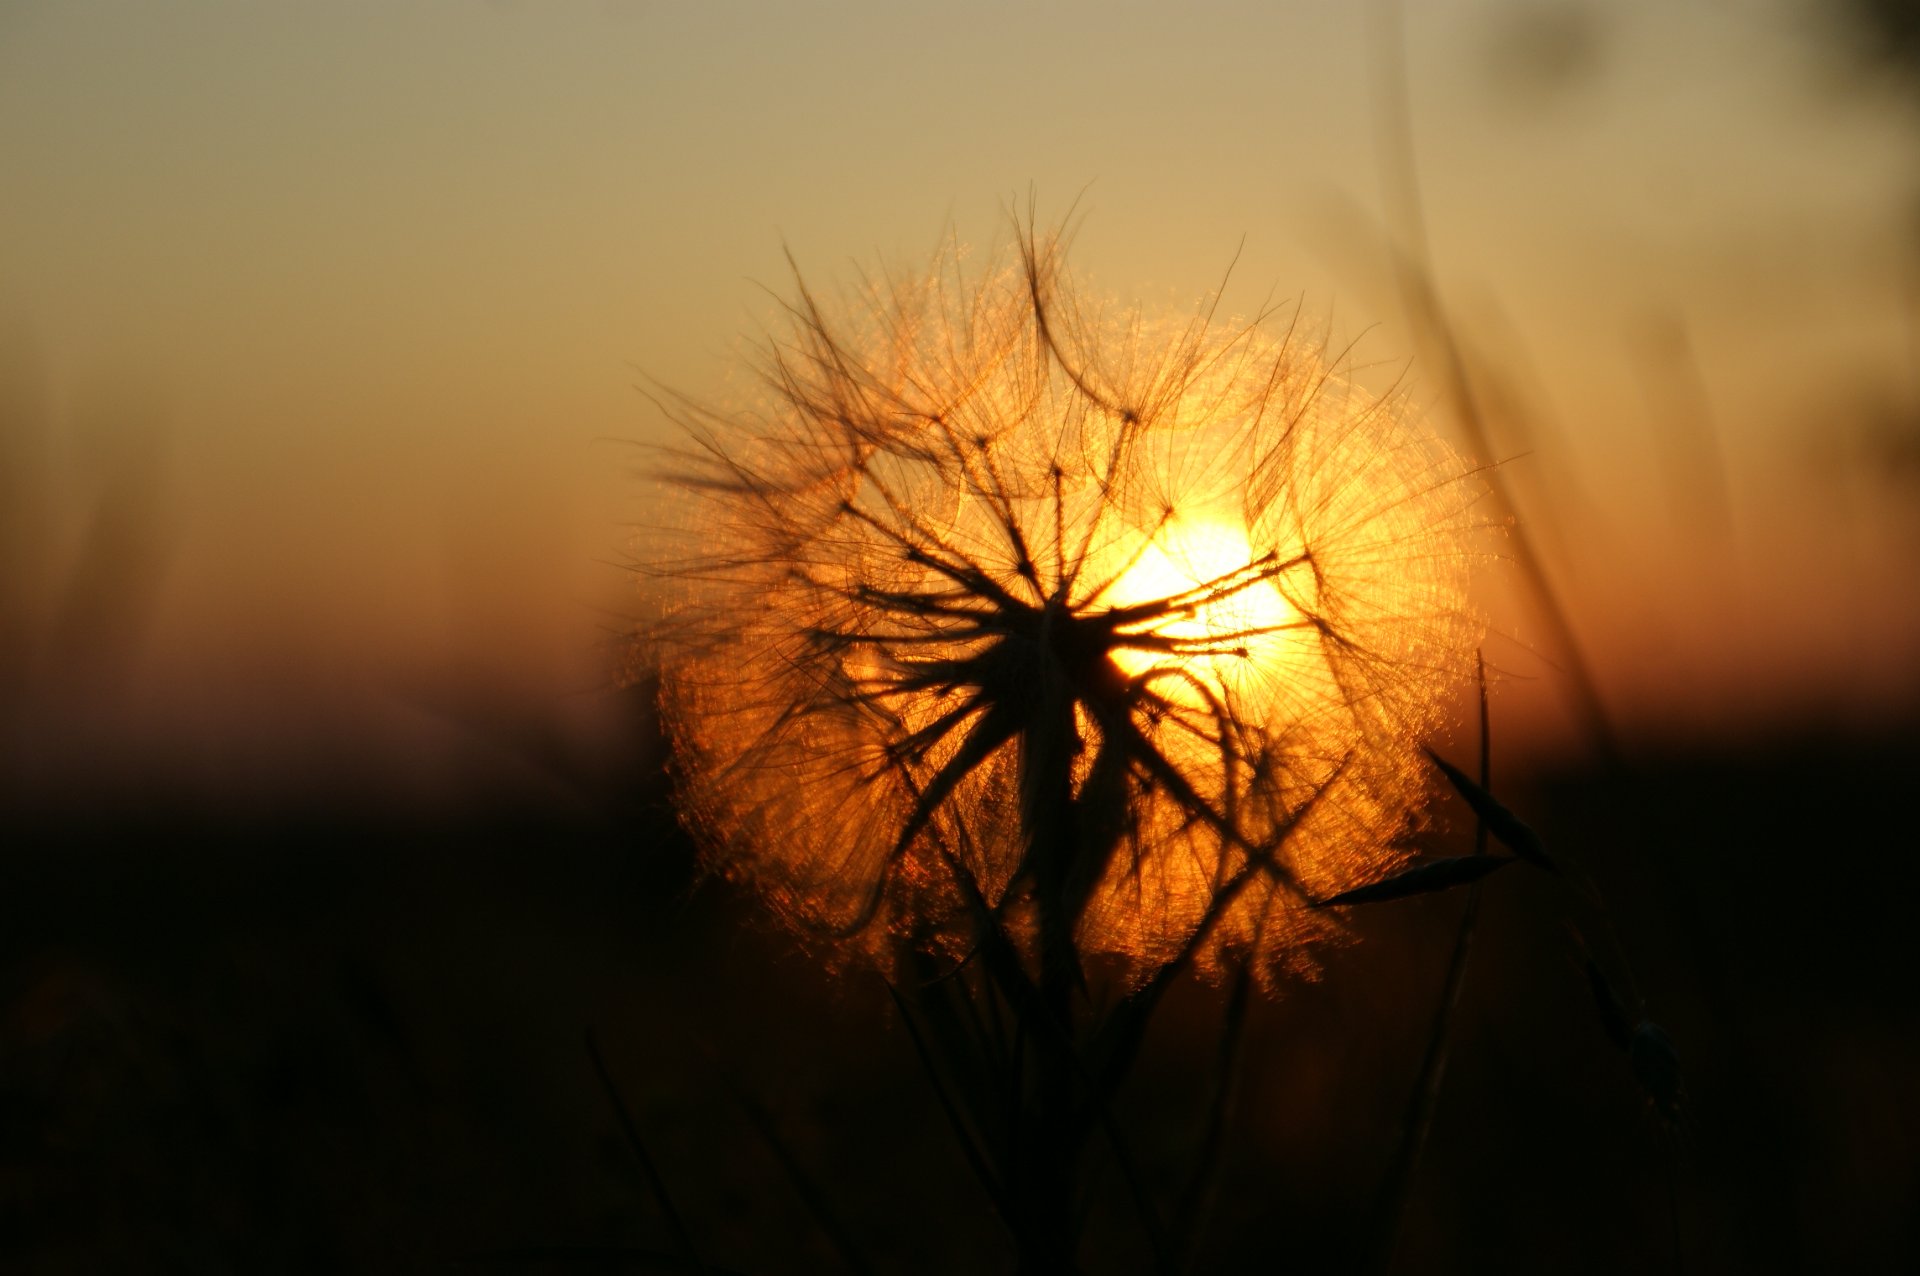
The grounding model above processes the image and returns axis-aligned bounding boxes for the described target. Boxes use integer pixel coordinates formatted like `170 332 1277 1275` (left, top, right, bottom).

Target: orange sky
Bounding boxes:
3 0 1917 801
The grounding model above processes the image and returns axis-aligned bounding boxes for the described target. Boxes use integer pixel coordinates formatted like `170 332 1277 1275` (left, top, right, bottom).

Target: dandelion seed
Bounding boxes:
647 225 1482 985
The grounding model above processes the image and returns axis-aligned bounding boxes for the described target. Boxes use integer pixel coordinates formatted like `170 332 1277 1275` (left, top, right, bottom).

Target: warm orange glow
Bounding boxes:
655 234 1482 984
1102 514 1302 704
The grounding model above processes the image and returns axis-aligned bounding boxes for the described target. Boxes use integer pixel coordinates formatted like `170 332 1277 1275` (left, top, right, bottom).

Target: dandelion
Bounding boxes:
647 223 1481 992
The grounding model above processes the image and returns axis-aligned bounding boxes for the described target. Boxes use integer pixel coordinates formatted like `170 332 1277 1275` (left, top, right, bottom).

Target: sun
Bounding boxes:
1100 514 1304 706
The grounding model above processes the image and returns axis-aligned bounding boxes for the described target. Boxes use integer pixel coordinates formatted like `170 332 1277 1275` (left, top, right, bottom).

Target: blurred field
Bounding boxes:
4 689 1919 1271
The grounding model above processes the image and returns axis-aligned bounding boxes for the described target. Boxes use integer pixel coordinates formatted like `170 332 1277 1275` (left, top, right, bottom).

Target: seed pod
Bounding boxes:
652 227 1485 982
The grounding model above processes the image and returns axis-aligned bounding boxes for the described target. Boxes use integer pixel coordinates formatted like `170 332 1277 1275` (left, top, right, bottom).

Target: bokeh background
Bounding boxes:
3 1 1917 1271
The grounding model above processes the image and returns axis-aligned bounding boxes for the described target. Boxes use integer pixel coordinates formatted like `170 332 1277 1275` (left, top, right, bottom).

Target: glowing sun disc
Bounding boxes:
1103 517 1298 700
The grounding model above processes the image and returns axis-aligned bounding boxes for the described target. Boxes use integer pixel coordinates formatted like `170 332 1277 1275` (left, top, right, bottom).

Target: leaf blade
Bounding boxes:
1312 854 1515 908
1424 749 1558 872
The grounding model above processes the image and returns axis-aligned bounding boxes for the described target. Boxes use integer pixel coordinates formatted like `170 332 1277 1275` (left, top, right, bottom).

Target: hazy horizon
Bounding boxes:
5 0 1917 805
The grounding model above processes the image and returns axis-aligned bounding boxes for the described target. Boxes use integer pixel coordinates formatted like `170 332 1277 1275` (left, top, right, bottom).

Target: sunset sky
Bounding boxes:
4 0 1916 801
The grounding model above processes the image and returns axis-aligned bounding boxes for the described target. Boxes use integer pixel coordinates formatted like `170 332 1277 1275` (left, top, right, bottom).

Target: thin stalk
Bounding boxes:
729 1081 877 1276
1172 961 1253 1274
1080 1085 1175 1276
1005 651 1173 1275
1016 671 1088 1275
474 1244 747 1275
884 981 1015 1228
1368 652 1490 1272
585 1029 702 1270
1666 1128 1687 1275
1367 0 1620 767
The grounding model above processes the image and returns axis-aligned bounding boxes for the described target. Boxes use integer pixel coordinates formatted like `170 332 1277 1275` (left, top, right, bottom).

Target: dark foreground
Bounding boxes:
4 698 1917 1273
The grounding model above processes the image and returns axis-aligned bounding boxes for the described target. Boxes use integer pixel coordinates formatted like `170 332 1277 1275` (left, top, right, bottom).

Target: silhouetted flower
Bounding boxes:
650 227 1481 985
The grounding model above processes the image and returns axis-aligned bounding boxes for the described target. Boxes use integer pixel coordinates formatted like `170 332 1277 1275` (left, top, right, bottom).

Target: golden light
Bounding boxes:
1101 514 1302 705
651 231 1482 985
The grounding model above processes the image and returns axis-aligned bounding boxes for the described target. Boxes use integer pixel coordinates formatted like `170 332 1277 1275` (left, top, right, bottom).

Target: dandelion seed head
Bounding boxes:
650 229 1482 985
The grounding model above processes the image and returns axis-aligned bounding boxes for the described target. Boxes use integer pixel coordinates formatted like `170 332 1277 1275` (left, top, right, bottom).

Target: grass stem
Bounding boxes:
585 1028 702 1270
1368 652 1489 1272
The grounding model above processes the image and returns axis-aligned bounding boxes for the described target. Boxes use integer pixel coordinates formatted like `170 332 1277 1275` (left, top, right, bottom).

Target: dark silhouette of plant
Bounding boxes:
640 217 1488 1270
650 222 1482 985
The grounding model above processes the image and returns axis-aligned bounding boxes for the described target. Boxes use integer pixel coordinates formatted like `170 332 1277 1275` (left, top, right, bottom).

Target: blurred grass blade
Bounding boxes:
1314 854 1513 908
882 980 1015 1229
1630 1021 1685 1125
1368 0 1620 767
473 1245 747 1274
1572 930 1635 1052
1423 748 1557 872
1172 962 1252 1273
1368 652 1494 1274
728 1082 876 1276
585 1030 702 1270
